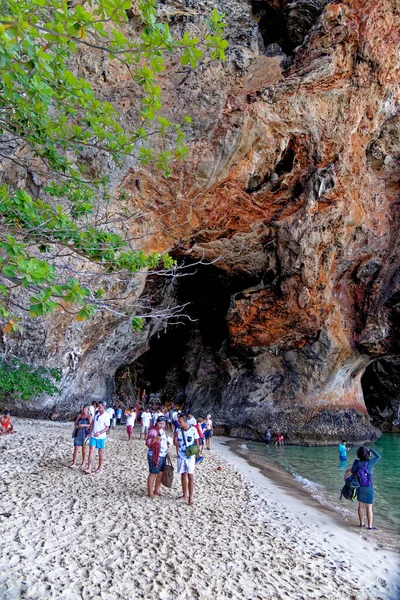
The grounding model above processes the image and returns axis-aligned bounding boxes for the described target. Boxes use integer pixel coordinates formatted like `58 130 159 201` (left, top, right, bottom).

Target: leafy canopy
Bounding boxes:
0 0 227 331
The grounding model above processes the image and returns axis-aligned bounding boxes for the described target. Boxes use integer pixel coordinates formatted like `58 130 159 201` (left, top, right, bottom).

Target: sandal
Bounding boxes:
367 527 377 530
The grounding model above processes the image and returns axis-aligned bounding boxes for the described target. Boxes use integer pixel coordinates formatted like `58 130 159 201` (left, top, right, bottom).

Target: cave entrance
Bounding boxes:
115 261 263 407
361 357 400 431
251 0 327 57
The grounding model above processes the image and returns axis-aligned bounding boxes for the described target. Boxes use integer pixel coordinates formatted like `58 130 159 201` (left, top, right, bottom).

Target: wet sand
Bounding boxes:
0 419 399 599
226 438 400 553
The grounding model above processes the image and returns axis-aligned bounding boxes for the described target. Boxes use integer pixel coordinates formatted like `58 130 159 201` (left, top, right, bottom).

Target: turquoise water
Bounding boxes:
237 434 400 533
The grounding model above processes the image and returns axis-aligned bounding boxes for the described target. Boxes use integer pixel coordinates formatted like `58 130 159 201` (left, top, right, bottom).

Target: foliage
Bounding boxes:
0 358 62 400
0 0 227 331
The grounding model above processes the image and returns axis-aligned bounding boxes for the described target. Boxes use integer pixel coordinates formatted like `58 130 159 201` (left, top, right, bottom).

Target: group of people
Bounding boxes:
264 427 285 446
70 401 214 505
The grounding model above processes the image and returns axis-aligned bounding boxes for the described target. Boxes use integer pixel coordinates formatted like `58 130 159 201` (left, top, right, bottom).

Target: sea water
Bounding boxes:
235 434 400 536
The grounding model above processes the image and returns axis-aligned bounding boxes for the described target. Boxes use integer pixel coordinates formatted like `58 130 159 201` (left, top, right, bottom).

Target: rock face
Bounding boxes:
2 0 400 443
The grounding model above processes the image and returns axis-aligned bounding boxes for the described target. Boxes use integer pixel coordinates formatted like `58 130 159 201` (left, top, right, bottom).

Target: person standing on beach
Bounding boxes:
203 414 213 451
84 401 110 475
125 407 136 440
106 405 115 429
338 440 347 461
146 415 168 497
89 401 98 420
140 408 151 440
351 446 381 530
70 405 91 468
174 413 200 505
187 413 197 426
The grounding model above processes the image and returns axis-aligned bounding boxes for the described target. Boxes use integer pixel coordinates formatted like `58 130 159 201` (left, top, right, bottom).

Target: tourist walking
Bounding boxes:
125 407 136 440
351 446 381 530
84 401 110 475
174 413 200 505
70 405 91 468
146 416 168 497
203 414 213 451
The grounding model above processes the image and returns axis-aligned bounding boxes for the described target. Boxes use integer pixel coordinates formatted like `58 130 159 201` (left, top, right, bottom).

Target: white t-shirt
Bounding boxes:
106 407 115 418
187 417 197 426
141 411 151 428
89 405 95 418
147 429 168 458
92 411 111 440
126 411 136 426
175 426 199 460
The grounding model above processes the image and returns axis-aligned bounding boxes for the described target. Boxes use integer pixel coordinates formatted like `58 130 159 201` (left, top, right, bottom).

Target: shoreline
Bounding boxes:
224 438 400 553
213 438 400 595
1 419 399 599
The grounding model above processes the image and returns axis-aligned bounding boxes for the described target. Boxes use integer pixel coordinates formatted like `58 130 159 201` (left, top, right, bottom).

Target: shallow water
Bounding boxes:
231 434 400 538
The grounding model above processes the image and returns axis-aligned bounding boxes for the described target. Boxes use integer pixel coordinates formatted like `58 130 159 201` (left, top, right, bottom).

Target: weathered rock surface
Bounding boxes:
2 0 400 443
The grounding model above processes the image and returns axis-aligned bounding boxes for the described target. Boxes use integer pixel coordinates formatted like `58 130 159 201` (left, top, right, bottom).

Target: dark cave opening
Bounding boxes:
361 358 400 431
251 0 327 56
115 262 263 404
252 1 289 53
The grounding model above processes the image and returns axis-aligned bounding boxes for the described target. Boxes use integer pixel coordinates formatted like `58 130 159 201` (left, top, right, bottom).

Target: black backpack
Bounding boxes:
340 474 360 501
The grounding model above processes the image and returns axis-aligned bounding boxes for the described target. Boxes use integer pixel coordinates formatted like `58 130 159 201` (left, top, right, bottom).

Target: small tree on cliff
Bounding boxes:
0 0 227 331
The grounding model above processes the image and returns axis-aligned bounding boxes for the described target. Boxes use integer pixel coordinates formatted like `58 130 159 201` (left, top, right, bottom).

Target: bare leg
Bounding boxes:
84 446 95 474
81 445 86 466
147 473 157 497
358 502 364 526
188 473 194 504
93 449 104 473
180 473 188 500
70 446 78 467
366 504 373 529
154 472 163 496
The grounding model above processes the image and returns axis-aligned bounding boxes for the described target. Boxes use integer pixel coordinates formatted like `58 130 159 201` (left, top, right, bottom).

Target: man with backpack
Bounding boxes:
351 446 381 530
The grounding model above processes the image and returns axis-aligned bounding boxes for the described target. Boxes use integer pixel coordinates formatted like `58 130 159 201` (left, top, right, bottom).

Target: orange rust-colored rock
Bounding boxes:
4 0 400 441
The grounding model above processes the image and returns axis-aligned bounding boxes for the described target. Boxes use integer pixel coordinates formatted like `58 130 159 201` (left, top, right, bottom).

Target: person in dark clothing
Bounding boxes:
351 446 381 530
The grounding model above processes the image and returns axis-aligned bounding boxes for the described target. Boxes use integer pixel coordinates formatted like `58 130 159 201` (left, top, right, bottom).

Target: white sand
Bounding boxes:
0 419 399 600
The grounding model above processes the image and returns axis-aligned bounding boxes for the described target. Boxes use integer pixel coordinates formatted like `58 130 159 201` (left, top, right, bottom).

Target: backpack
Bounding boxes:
356 464 372 487
340 475 360 501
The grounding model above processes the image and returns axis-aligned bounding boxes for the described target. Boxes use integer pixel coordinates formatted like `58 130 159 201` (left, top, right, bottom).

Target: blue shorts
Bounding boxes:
148 455 167 474
89 437 106 450
204 430 212 439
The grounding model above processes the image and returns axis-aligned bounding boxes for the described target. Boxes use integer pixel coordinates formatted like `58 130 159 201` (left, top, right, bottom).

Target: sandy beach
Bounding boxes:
0 419 399 600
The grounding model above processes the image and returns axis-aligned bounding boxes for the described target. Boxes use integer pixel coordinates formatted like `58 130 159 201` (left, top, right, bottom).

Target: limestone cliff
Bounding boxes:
2 0 400 443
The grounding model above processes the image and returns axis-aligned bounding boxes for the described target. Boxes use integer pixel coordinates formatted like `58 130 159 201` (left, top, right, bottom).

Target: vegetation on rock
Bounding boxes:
0 0 227 331
0 357 62 401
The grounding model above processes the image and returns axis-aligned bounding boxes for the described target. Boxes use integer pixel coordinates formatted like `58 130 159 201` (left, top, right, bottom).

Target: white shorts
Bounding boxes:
141 425 149 433
177 456 196 475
